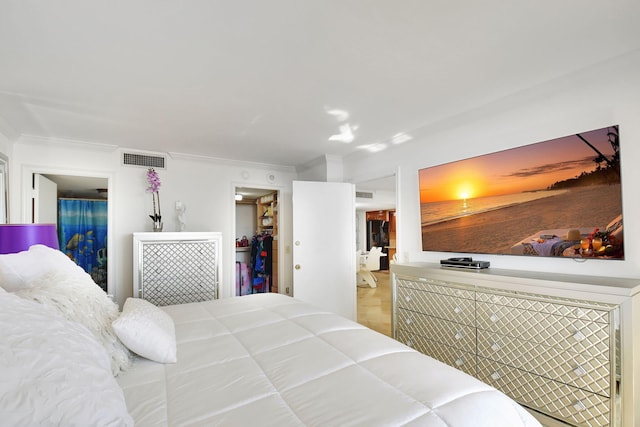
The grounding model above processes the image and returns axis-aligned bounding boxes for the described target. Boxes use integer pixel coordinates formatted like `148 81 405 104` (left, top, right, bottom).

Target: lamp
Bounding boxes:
0 223 60 254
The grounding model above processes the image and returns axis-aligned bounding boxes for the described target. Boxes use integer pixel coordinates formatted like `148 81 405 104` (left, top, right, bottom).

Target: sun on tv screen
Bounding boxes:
419 125 624 260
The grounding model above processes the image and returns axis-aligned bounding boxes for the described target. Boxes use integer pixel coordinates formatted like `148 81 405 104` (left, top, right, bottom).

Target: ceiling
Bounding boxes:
1 1 639 169
235 187 274 201
44 174 108 199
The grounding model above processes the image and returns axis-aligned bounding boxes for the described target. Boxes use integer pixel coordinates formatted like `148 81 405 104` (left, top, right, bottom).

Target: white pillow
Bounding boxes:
0 244 86 292
0 290 133 426
113 297 177 363
15 270 131 375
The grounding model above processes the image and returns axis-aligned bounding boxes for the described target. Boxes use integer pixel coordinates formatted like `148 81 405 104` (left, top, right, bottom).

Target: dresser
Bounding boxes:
133 232 222 306
391 263 640 427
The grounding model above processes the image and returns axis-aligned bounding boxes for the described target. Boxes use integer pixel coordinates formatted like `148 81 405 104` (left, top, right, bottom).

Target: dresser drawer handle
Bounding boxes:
454 331 464 340
489 313 499 322
405 294 412 302
405 316 413 325
573 400 587 412
455 357 464 366
491 371 500 380
573 330 586 341
406 339 414 347
491 342 500 352
454 306 462 314
573 365 587 377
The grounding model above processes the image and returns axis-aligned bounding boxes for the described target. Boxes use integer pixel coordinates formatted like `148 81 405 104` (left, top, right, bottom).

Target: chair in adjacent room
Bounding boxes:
357 247 382 288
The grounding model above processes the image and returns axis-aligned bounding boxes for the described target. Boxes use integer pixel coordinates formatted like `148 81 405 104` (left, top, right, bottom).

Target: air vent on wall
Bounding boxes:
122 152 166 169
356 191 374 199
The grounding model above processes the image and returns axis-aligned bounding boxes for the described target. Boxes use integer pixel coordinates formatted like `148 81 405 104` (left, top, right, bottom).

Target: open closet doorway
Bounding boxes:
355 174 397 337
31 172 110 292
234 187 279 296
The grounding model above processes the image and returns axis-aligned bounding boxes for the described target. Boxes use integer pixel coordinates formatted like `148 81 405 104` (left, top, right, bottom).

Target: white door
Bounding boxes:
292 181 356 320
34 174 58 224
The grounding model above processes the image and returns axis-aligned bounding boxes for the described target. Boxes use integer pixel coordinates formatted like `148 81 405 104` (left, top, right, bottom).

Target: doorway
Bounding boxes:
355 174 397 337
234 186 279 296
29 171 111 293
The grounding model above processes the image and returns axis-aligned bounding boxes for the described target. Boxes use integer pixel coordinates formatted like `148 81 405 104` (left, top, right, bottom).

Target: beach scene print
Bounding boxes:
419 125 624 259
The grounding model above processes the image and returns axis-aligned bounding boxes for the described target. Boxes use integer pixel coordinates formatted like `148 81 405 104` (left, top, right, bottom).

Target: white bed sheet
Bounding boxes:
117 293 540 426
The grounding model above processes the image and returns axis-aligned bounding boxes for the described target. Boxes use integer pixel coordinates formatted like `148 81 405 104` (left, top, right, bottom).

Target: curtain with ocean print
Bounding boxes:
57 198 108 290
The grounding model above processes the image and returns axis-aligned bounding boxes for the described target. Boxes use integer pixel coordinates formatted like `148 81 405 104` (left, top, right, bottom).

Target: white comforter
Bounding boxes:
117 293 540 426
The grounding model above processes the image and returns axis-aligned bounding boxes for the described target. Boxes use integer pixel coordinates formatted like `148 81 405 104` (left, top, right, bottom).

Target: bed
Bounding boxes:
0 245 541 427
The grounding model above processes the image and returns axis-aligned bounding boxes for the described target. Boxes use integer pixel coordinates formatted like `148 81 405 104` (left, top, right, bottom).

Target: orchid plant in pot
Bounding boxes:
146 168 162 231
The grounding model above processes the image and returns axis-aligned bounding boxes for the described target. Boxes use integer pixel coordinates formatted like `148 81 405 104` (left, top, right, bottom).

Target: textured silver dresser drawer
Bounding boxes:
397 307 476 351
477 329 610 396
391 266 626 427
397 277 475 300
397 285 475 326
398 329 476 377
478 357 610 427
476 301 610 359
476 291 611 323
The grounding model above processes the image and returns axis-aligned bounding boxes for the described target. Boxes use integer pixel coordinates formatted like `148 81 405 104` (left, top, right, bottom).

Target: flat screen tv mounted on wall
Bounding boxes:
419 125 624 260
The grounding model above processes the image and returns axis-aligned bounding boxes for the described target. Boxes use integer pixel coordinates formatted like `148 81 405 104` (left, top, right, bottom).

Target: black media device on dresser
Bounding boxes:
440 257 490 269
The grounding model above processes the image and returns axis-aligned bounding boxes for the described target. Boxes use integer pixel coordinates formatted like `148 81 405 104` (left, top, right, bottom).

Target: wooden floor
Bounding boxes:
357 270 392 336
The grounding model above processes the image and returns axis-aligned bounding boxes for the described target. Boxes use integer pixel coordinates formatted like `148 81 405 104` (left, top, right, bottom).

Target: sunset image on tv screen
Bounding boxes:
419 125 624 260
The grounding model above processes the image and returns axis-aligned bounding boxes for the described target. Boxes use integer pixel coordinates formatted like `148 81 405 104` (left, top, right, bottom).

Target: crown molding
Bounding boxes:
168 151 296 173
16 134 119 152
0 117 19 141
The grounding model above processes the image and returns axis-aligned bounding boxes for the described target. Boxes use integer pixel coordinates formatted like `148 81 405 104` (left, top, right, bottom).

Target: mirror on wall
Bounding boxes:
0 152 8 223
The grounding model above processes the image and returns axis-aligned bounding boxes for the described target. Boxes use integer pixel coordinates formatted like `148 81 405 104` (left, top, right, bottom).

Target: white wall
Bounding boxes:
5 49 640 302
9 138 298 306
343 50 640 279
235 203 257 242
296 154 344 182
0 132 10 223
0 132 10 157
296 155 329 182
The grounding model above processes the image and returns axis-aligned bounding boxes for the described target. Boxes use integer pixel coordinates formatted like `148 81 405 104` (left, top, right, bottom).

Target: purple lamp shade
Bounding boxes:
0 224 60 254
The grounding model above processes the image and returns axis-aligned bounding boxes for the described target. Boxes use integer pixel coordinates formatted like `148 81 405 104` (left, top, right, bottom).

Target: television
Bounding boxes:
419 125 624 260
